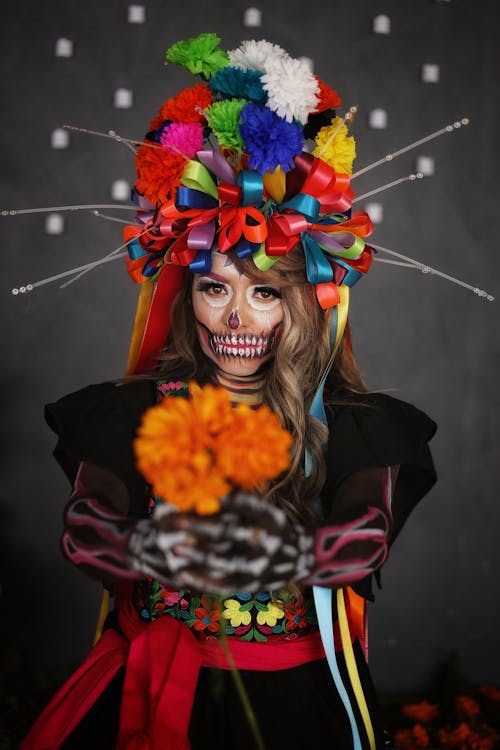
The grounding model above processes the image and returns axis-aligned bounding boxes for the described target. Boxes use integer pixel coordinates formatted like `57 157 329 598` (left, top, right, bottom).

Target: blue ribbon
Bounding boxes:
141 251 165 277
237 170 264 207
127 238 149 261
332 258 363 288
235 237 261 259
302 234 334 285
189 250 212 274
175 187 218 211
281 192 320 221
308 308 363 750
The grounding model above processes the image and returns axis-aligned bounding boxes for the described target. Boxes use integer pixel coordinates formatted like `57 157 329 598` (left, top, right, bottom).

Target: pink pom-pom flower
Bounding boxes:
160 122 204 159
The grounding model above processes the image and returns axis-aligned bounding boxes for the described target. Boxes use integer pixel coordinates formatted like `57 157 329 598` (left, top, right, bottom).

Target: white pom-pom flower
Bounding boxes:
229 39 289 73
261 56 320 124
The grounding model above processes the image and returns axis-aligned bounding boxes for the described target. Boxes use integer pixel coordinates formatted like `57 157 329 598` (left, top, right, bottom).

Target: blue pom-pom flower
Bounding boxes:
209 67 267 104
239 103 304 174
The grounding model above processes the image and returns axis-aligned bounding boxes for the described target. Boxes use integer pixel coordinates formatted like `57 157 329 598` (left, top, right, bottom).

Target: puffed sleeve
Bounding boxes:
320 390 437 598
44 380 156 517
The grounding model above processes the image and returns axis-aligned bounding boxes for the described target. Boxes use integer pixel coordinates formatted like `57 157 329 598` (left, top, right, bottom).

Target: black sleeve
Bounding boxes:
45 380 156 517
321 390 437 598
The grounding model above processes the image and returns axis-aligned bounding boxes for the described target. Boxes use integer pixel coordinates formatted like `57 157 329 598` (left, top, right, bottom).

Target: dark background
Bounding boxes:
1 0 499 694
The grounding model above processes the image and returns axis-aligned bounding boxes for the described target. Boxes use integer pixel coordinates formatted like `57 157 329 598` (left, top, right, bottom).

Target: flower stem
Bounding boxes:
218 631 267 750
215 596 267 750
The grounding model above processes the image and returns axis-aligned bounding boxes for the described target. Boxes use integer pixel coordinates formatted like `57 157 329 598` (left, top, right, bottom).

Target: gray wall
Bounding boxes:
1 0 499 692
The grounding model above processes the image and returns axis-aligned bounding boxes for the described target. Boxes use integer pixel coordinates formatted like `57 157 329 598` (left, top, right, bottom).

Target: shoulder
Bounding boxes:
45 379 157 432
324 389 437 492
44 380 157 507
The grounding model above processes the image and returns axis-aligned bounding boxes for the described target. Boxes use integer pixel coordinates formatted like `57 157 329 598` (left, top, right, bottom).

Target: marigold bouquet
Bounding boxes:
134 382 292 515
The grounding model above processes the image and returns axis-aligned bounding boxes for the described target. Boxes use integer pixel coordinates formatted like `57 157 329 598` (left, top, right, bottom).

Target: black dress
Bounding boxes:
42 380 437 750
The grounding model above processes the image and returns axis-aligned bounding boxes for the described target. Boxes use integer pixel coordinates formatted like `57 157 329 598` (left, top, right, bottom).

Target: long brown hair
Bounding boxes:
153 246 367 524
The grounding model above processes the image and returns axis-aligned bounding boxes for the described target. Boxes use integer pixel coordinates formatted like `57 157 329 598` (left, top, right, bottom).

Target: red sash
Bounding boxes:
21 586 328 750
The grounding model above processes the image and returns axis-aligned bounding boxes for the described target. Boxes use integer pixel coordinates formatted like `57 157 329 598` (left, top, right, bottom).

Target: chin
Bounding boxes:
215 355 272 377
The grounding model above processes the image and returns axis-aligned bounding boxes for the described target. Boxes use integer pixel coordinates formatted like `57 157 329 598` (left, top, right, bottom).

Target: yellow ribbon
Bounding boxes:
337 588 376 750
263 166 286 203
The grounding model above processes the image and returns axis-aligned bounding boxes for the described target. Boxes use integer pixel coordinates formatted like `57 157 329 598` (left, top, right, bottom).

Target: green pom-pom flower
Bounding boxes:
165 33 229 78
206 99 246 151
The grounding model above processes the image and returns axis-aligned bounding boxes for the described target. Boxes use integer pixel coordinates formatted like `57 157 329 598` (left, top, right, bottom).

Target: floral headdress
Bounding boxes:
123 33 373 372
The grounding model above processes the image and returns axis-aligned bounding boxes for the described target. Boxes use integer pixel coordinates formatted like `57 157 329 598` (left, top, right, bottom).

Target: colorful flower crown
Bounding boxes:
124 33 374 312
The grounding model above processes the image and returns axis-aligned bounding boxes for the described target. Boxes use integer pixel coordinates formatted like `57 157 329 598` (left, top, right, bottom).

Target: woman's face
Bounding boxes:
192 252 284 377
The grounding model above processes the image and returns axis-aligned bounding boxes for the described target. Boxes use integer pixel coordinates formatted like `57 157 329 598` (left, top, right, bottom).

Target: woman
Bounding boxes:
22 34 436 750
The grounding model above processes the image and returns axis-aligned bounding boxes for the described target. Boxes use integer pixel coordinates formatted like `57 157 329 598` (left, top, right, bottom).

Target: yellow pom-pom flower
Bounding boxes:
312 116 356 175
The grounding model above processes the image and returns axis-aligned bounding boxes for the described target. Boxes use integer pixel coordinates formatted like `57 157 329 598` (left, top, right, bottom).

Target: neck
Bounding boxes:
212 369 265 405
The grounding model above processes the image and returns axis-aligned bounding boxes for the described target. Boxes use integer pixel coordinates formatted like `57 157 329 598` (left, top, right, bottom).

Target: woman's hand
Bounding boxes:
129 492 315 593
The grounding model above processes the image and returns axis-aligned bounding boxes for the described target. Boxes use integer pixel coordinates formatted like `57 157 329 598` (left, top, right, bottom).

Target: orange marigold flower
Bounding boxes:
134 383 293 513
479 685 500 702
442 722 473 746
402 700 439 723
135 144 186 205
393 729 415 748
189 382 234 437
215 403 292 490
456 695 481 718
411 723 430 748
313 77 342 112
159 83 213 123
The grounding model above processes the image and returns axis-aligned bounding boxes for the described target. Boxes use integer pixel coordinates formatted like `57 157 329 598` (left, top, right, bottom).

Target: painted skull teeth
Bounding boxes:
209 331 273 359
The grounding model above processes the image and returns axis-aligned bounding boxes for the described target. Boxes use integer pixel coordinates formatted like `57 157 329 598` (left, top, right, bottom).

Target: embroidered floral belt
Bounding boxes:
132 578 318 642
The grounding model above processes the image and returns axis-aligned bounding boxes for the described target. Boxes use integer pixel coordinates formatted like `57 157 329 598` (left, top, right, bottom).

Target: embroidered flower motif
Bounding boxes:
255 602 284 627
284 601 308 631
157 381 186 395
261 56 320 124
194 595 221 633
223 598 252 627
160 122 204 159
165 33 229 77
312 116 356 175
228 39 289 73
209 66 267 104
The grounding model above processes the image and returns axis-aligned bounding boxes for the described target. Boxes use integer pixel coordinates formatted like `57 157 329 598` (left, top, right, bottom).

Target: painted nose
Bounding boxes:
228 309 240 329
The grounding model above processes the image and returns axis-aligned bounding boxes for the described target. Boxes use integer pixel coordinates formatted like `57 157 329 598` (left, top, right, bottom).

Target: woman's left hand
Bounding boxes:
151 492 315 593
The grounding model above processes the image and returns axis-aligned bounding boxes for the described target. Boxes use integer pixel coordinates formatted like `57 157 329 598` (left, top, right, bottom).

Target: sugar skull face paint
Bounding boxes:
192 252 284 376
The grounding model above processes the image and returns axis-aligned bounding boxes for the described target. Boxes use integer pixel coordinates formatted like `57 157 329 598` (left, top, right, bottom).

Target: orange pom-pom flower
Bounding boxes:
159 83 213 123
135 144 186 205
134 383 292 514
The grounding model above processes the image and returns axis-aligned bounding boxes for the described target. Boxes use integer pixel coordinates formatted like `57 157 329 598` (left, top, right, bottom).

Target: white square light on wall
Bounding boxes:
55 38 73 58
45 213 65 235
368 108 388 129
365 202 384 224
114 88 134 109
128 5 145 23
372 14 391 34
243 7 262 27
421 64 440 83
415 156 435 176
111 179 131 201
51 128 70 149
